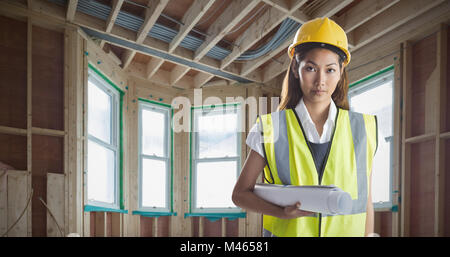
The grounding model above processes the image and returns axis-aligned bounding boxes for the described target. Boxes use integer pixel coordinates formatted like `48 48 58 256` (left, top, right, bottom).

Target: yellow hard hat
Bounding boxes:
288 17 351 66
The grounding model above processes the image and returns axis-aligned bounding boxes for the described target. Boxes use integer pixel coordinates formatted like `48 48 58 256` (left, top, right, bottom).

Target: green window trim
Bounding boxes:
184 212 247 222
84 205 128 214
349 65 394 89
189 102 242 213
88 63 126 210
137 98 174 213
132 210 177 218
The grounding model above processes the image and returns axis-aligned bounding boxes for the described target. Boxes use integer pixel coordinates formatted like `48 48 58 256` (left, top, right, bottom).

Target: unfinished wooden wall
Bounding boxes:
0 14 67 237
401 25 449 237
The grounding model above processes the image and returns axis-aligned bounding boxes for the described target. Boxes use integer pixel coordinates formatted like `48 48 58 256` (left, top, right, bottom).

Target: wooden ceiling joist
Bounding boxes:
105 0 124 33
311 0 354 18
100 0 124 48
66 0 78 21
241 0 353 78
262 53 290 83
168 0 216 54
220 0 309 70
193 0 261 62
349 0 446 51
121 0 169 70
334 0 400 34
8 0 446 90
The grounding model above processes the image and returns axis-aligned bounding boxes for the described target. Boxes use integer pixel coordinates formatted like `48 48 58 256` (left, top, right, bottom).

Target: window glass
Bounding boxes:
350 72 394 206
141 158 167 208
88 81 111 144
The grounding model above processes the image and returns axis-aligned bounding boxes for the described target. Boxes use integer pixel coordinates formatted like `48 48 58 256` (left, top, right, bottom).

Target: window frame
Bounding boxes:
348 67 394 210
190 103 242 214
137 100 173 213
86 68 121 210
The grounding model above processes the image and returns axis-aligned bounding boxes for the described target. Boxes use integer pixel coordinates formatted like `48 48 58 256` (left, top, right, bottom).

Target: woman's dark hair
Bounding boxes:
278 43 350 111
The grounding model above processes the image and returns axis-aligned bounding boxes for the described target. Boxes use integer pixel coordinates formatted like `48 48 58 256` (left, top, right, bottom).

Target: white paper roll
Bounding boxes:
253 183 353 215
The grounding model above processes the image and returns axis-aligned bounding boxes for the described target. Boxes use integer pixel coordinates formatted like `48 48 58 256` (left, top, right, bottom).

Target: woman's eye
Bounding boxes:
327 68 336 73
305 66 315 71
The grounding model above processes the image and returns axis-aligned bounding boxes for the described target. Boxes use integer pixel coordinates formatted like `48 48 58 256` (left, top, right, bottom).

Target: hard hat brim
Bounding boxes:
288 41 351 66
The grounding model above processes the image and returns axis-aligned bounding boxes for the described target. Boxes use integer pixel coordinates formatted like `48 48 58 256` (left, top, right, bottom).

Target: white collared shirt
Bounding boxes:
296 97 337 144
246 98 337 158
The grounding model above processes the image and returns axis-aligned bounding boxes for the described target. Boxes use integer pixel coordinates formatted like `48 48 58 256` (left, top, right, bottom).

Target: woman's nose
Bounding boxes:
315 70 326 87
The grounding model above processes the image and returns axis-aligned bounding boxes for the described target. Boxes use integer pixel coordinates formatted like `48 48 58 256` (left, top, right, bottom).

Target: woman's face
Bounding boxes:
296 48 342 105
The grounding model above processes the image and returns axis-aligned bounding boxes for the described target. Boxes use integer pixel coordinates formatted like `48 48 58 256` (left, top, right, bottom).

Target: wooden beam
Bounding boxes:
220 0 309 69
0 126 27 136
136 0 169 44
6 0 257 84
240 0 352 80
121 48 136 70
129 62 194 89
435 24 447 237
146 57 165 79
101 0 124 49
334 0 400 33
220 7 289 69
194 0 260 61
350 0 445 51
122 0 169 70
312 0 354 18
66 0 78 21
105 0 124 33
194 72 214 88
348 1 450 82
261 0 310 23
262 54 290 83
241 37 291 76
170 65 190 86
169 0 215 53
401 41 412 237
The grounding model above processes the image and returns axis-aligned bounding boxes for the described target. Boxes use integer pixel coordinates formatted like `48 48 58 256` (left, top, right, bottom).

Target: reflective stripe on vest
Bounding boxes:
257 108 377 237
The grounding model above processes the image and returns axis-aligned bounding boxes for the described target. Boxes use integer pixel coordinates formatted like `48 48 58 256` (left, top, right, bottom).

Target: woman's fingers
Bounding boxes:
283 202 315 218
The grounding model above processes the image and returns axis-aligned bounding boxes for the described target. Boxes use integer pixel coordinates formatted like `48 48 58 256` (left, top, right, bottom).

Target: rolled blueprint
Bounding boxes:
253 183 353 215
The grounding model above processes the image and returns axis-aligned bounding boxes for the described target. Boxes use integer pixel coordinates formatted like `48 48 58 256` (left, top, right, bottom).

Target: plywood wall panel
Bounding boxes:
375 211 393 237
0 15 27 130
203 218 221 237
0 134 27 170
46 173 65 237
225 218 239 237
7 171 29 237
32 135 64 236
411 34 437 137
32 25 64 131
157 216 170 237
192 216 199 237
140 216 153 237
410 140 435 236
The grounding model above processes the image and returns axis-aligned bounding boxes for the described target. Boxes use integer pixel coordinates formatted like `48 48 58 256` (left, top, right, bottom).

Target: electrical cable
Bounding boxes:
49 0 300 61
1 188 33 237
39 196 64 237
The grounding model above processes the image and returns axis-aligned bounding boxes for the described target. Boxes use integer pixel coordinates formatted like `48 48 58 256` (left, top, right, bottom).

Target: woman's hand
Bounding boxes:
282 202 316 219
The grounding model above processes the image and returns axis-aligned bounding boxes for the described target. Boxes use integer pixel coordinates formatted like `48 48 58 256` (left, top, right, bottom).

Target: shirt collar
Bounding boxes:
295 97 337 127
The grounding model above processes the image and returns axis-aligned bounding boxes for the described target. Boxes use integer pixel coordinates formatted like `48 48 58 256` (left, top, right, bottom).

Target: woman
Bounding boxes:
232 17 378 237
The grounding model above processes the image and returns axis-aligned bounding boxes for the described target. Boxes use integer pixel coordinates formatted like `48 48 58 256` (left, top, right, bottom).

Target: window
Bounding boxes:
138 100 172 212
87 68 120 209
348 67 394 209
191 104 242 213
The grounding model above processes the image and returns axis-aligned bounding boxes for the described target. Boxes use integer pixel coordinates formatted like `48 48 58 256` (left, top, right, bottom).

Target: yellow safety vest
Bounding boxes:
257 108 377 237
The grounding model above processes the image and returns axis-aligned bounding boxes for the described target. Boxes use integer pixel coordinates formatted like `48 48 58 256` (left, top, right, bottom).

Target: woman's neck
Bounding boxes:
303 99 331 133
